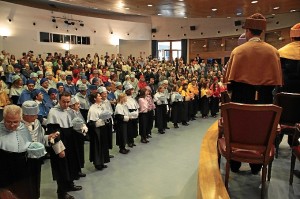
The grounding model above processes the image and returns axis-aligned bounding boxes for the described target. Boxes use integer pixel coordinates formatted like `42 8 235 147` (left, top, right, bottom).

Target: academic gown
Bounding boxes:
23 119 48 199
170 92 183 124
87 103 110 167
125 96 139 144
102 99 114 149
0 122 32 199
154 92 168 131
114 103 129 149
18 89 33 105
68 109 86 169
46 105 81 193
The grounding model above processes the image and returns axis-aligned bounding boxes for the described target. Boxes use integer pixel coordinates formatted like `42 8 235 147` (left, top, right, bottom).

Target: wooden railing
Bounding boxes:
197 121 230 199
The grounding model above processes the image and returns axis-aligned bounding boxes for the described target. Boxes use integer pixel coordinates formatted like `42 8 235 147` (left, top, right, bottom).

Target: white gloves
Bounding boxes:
42 118 47 126
50 131 60 144
81 124 88 136
123 116 129 122
95 119 105 127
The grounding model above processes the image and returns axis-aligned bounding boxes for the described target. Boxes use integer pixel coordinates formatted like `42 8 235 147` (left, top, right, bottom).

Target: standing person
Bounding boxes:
209 77 221 118
154 85 168 134
188 78 199 119
98 86 114 158
200 81 210 118
68 97 88 178
47 92 82 199
22 101 58 199
278 23 300 93
170 85 183 128
75 84 90 122
114 93 130 154
179 83 190 126
87 92 110 170
145 86 155 138
124 84 139 147
138 88 150 143
0 105 32 199
224 13 282 174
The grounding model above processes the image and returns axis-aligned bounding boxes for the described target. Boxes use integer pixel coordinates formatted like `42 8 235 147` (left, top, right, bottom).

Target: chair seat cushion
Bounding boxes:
218 137 274 162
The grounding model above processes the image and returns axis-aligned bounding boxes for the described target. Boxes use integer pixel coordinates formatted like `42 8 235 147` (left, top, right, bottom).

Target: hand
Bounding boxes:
58 151 65 158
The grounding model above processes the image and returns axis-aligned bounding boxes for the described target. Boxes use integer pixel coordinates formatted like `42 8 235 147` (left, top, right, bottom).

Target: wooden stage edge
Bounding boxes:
197 121 230 199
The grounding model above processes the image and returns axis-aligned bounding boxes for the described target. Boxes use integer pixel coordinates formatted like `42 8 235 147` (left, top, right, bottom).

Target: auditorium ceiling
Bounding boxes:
2 0 300 19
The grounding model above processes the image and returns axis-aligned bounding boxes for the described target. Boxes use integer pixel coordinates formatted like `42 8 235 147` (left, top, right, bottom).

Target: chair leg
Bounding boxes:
275 135 280 158
267 161 273 181
225 161 230 189
261 166 267 199
290 152 296 185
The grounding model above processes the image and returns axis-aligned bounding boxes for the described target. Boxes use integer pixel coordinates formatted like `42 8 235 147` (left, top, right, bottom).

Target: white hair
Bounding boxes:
3 105 22 119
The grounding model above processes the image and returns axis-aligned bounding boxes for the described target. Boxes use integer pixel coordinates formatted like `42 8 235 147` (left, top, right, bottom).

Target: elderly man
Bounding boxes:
0 105 32 199
47 91 82 199
22 101 59 199
224 13 282 174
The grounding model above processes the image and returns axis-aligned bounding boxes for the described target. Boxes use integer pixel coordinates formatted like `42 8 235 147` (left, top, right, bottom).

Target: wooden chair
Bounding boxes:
274 92 300 158
218 102 282 199
290 123 300 185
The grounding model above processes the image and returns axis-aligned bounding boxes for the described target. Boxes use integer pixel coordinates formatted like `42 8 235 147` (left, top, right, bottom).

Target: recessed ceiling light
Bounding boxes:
184 16 187 18
251 1 258 4
125 7 129 10
148 4 153 7
236 12 242 16
157 13 162 15
179 0 184 1
290 9 296 12
273 7 280 10
212 8 217 11
227 16 231 18
272 13 276 16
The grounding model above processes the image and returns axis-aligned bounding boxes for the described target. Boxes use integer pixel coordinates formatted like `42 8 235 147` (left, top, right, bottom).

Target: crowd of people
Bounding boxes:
0 11 298 199
0 44 226 199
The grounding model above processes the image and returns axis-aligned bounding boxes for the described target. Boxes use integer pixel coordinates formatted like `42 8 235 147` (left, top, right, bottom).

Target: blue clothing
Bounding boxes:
64 84 77 96
18 89 33 105
107 91 116 101
37 102 50 124
0 121 32 152
40 88 53 109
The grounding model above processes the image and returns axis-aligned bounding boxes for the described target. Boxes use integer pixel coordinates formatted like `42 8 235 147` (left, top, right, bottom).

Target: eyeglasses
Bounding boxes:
4 120 20 126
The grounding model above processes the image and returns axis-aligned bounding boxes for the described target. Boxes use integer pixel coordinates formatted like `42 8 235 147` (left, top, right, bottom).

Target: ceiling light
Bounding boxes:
251 1 258 4
52 18 56 23
179 0 184 1
212 8 217 12
157 13 162 15
184 16 187 18
148 4 152 7
290 9 296 12
80 23 84 27
227 16 231 18
273 7 280 10
236 12 242 16
125 7 129 10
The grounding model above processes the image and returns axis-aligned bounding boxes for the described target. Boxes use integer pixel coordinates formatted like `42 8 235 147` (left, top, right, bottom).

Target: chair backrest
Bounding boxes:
222 103 282 160
274 92 300 125
220 91 231 104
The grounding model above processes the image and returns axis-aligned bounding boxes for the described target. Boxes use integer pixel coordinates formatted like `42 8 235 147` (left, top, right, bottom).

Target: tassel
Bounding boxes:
255 91 258 101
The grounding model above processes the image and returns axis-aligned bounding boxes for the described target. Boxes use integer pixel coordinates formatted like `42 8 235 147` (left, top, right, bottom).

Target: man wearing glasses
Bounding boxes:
0 105 33 199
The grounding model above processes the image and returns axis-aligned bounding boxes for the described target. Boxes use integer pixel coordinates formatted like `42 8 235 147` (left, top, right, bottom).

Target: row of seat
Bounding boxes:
217 92 300 199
